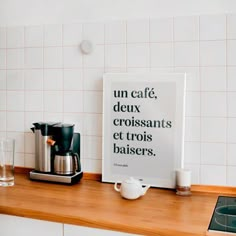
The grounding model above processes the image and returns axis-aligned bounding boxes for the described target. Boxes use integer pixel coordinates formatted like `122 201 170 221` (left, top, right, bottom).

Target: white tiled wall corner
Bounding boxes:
1 14 236 184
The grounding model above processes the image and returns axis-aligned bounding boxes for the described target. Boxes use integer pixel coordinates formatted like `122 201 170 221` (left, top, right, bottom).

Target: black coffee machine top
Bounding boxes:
32 122 59 136
52 123 75 152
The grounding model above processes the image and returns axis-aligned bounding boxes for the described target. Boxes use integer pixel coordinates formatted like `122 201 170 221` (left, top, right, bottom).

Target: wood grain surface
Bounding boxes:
0 173 234 236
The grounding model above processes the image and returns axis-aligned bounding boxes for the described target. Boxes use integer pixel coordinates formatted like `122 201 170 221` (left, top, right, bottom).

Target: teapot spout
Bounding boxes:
142 185 151 196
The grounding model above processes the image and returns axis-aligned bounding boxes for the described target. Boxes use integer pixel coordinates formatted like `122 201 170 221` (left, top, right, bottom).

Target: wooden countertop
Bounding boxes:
0 173 232 236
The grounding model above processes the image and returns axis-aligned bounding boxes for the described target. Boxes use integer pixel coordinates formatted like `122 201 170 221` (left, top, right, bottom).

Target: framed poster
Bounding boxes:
102 73 186 188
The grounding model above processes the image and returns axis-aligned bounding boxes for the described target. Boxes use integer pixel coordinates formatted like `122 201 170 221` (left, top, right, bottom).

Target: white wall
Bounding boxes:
1 0 236 186
1 0 236 26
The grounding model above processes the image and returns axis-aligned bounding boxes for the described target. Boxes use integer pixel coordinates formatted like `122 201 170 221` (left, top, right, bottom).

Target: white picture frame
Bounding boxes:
102 73 186 188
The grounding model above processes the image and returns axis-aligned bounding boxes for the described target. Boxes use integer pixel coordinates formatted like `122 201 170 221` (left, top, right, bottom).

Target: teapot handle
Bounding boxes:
114 182 121 192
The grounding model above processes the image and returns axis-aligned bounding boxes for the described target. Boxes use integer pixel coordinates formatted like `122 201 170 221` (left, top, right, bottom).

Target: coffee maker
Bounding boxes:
29 122 83 184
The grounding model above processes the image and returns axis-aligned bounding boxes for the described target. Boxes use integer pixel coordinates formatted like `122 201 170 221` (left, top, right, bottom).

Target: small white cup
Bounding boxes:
176 169 191 196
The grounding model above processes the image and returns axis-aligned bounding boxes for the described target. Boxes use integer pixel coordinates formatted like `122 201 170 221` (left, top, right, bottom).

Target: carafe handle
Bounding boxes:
72 152 81 173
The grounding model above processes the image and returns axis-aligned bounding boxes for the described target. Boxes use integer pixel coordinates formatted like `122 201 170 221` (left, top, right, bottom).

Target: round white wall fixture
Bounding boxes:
80 40 93 54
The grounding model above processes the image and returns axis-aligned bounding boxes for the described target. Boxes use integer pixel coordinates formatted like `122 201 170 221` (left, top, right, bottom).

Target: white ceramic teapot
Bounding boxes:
114 177 150 200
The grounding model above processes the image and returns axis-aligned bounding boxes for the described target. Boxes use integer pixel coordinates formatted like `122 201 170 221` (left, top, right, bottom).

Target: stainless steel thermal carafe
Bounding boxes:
54 151 80 175
32 122 57 173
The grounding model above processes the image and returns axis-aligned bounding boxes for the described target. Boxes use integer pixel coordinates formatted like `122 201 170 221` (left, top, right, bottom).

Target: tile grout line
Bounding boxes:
225 14 229 185
62 24 65 122
4 27 7 139
42 25 45 121
198 15 202 185
23 25 26 167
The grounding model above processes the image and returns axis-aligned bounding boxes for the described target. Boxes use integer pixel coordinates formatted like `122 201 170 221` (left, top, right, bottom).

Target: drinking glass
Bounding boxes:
0 138 15 186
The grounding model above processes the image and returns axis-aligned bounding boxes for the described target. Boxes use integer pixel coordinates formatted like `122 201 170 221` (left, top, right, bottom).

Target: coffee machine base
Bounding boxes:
29 170 83 185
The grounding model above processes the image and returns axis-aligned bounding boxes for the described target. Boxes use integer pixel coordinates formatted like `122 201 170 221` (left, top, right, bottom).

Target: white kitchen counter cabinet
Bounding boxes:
0 214 138 236
0 214 63 236
64 224 139 236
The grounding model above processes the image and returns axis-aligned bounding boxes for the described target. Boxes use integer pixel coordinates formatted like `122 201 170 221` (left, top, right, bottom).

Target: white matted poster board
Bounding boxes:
102 73 186 188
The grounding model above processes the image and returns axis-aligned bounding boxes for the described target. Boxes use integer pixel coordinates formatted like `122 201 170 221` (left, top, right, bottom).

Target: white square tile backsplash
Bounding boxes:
7 49 24 69
0 49 6 69
0 28 6 48
199 15 226 40
24 25 44 48
1 14 236 186
174 16 199 41
7 26 24 48
150 18 173 42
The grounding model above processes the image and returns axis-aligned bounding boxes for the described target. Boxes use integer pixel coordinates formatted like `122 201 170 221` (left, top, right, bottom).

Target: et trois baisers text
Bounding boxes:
112 87 172 158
